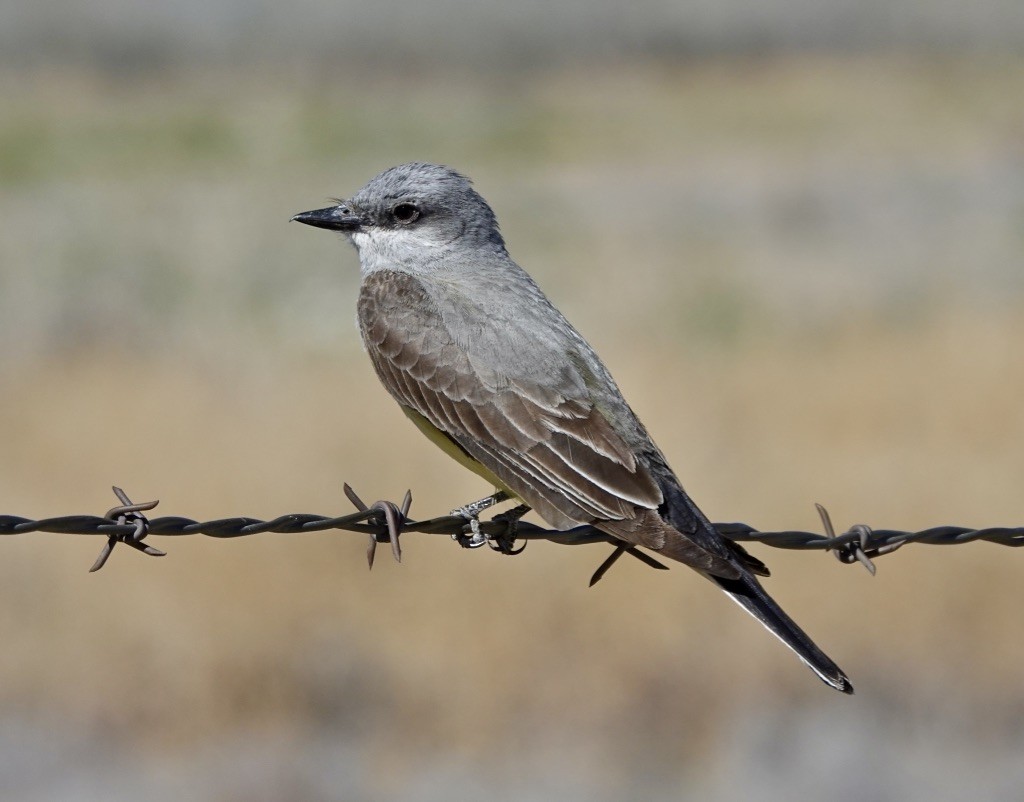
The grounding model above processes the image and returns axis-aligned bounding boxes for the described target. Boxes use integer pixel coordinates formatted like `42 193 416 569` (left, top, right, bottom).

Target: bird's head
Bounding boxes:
292 162 506 273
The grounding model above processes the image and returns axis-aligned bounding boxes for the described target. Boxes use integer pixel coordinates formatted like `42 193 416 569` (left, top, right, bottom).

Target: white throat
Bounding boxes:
351 227 453 276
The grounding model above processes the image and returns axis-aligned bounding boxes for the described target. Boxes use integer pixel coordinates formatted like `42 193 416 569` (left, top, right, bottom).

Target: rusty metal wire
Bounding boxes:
2 486 1022 584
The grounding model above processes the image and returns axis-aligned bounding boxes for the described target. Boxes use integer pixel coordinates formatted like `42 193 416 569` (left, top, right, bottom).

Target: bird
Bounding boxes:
292 162 853 694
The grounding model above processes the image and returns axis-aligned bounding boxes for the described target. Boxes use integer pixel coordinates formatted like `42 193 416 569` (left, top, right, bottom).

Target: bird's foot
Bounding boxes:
487 504 530 555
450 491 509 548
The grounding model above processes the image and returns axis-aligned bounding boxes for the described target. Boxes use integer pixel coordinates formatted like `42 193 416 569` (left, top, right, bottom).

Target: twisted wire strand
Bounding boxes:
2 486 1021 583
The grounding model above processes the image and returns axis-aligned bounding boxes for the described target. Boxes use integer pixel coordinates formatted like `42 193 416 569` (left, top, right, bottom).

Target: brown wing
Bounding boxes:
357 270 665 532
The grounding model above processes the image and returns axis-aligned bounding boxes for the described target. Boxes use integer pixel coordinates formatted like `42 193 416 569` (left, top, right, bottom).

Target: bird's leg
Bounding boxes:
450 491 509 548
488 504 531 555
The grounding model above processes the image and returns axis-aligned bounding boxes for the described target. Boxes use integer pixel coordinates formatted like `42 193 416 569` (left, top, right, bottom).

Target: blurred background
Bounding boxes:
2 2 1023 799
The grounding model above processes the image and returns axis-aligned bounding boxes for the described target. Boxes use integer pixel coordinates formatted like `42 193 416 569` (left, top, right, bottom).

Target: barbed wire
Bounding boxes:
2 486 1022 584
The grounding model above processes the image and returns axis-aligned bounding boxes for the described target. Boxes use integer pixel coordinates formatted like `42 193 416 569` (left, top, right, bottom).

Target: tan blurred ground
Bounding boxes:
1 57 1023 799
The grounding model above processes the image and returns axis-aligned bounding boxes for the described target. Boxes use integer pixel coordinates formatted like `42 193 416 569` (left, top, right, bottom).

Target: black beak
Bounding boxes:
291 204 364 232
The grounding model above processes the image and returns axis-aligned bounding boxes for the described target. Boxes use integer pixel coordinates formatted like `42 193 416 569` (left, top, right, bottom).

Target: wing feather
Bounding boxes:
357 270 663 527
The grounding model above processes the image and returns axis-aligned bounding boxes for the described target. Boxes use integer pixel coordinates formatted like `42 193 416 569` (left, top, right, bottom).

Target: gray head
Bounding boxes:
292 162 507 273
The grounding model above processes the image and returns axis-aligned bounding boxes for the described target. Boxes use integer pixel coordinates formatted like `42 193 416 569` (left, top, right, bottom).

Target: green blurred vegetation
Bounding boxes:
2 58 1021 371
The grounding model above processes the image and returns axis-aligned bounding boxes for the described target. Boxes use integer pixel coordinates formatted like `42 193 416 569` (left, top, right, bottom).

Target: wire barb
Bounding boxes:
89 486 165 572
343 483 411 569
1 487 1021 577
817 503 877 575
588 543 671 587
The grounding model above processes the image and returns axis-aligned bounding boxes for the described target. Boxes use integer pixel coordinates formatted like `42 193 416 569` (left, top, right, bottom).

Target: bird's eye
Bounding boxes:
392 203 420 223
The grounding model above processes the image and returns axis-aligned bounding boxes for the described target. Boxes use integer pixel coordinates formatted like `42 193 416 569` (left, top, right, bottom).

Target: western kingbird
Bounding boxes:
293 162 852 694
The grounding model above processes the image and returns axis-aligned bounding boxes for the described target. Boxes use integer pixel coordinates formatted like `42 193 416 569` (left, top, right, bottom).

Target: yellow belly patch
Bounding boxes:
401 405 518 499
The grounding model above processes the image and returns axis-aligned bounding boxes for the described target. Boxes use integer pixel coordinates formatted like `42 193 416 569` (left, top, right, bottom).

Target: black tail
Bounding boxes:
651 476 852 693
708 570 854 694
